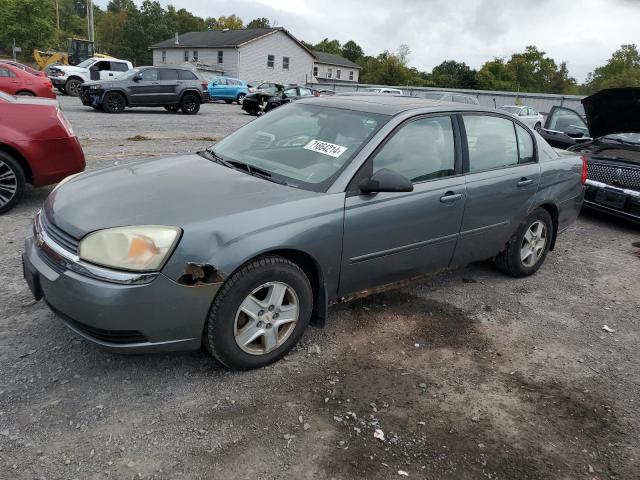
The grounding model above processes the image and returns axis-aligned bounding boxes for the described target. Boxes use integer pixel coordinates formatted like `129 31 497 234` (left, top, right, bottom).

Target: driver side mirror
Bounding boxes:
133 74 142 82
359 168 413 194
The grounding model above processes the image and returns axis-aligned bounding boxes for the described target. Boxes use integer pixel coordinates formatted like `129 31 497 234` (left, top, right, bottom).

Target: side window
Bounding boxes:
139 69 158 81
184 50 189 62
299 87 313 96
313 66 318 77
283 88 297 97
373 116 456 183
516 124 535 164
464 115 518 172
267 55 275 68
217 78 228 85
218 51 223 64
178 70 197 80
546 107 588 136
282 57 290 70
94 61 110 71
0 67 12 77
110 62 128 72
159 69 179 80
193 50 198 62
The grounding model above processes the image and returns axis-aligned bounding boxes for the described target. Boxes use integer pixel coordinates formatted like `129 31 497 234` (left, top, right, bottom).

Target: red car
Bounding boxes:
0 91 85 213
0 60 47 77
0 62 56 98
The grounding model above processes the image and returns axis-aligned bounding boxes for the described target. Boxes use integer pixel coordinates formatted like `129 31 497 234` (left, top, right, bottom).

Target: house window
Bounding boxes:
327 68 332 79
193 51 198 62
161 50 166 63
349 71 354 80
267 54 274 68
313 66 318 77
217 50 223 64
184 50 189 62
283 56 290 70
336 69 341 79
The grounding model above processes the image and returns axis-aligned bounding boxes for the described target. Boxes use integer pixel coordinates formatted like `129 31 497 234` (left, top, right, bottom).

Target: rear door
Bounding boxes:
340 115 466 295
158 68 180 104
540 106 590 149
451 114 541 266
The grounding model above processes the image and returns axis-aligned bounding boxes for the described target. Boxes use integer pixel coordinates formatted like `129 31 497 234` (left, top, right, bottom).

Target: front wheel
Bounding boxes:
102 92 126 113
494 208 553 277
236 93 246 105
64 78 82 97
15 91 35 96
0 150 26 214
204 255 313 370
180 94 200 114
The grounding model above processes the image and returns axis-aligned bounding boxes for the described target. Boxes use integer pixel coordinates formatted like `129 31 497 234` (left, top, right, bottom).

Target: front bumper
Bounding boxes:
49 77 66 87
23 212 221 353
584 180 640 223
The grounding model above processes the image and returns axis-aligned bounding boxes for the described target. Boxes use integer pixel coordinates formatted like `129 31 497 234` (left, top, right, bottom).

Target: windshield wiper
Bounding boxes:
602 137 640 146
201 150 288 185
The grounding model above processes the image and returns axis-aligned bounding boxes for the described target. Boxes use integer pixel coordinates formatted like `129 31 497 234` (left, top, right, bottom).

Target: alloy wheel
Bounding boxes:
234 281 300 355
0 159 18 208
66 79 81 96
520 220 547 267
182 98 198 113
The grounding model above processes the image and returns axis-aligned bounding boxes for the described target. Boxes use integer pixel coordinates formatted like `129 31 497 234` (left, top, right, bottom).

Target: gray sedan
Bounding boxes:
23 95 586 369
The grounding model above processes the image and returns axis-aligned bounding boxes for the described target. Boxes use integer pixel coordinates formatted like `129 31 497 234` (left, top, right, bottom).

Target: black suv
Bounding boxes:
80 66 210 114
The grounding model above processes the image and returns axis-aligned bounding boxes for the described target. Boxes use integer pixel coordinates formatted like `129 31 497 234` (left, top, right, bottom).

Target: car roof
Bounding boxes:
297 93 488 116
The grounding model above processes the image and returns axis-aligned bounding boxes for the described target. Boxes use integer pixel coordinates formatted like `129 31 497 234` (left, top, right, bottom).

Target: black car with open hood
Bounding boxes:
554 87 640 223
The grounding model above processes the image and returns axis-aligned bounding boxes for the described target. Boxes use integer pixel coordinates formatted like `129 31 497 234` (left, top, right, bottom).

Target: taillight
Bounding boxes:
580 155 588 185
57 108 75 137
201 82 208 89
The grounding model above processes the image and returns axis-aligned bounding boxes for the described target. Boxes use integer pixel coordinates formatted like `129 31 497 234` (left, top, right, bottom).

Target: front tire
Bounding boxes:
15 91 35 96
180 94 200 115
0 151 26 214
236 93 246 105
494 208 553 277
64 78 82 97
102 92 126 113
204 255 313 370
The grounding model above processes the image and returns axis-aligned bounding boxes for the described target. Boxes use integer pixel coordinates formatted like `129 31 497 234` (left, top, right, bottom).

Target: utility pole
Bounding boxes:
87 0 95 42
55 0 60 32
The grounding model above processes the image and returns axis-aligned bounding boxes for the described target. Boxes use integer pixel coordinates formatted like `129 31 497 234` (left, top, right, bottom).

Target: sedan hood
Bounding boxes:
583 87 640 139
45 154 316 239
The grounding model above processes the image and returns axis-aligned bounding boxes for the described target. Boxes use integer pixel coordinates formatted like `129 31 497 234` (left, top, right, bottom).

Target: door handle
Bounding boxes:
517 178 534 187
440 191 463 203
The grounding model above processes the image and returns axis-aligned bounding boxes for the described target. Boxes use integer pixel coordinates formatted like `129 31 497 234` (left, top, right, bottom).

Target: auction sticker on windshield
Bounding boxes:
304 139 347 158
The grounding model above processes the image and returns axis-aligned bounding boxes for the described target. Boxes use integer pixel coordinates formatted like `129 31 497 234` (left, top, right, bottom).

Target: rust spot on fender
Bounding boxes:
177 262 225 286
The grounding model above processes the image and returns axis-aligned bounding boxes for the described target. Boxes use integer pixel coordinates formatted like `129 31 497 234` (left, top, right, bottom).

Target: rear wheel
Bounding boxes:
102 92 126 113
204 255 313 370
180 94 200 114
64 78 82 97
236 93 246 105
15 91 35 96
0 151 26 215
494 208 553 277
164 105 180 113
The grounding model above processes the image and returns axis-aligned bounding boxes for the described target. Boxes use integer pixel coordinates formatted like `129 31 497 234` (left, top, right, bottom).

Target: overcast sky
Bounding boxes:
94 0 638 82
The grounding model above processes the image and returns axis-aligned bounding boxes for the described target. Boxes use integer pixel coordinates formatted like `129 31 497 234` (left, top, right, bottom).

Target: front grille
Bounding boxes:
41 212 80 254
66 317 148 344
587 163 640 190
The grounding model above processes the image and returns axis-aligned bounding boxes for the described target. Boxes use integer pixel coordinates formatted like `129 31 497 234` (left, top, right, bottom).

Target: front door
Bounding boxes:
452 114 541 266
340 115 466 296
541 106 590 149
128 68 161 105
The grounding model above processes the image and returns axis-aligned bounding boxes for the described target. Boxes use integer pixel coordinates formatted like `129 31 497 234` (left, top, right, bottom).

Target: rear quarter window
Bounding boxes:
178 70 198 80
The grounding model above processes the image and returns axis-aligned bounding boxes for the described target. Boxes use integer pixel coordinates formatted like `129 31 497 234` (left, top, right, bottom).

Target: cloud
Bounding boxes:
94 0 639 82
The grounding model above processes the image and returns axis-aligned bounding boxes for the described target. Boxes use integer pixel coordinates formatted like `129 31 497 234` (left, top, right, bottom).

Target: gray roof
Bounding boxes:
151 28 312 56
313 51 361 69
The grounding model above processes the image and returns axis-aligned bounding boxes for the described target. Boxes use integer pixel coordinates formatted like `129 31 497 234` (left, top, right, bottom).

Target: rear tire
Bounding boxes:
204 255 313 370
0 150 26 215
164 105 180 113
180 94 200 115
15 91 35 96
64 78 82 97
494 208 553 277
102 92 126 114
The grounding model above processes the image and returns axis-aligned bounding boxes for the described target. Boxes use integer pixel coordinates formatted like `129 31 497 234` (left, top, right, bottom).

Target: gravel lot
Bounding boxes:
1 95 639 480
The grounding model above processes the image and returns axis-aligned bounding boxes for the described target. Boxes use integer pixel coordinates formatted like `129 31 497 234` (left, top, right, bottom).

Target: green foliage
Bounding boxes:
313 38 342 55
0 0 58 54
208 15 244 30
341 40 364 62
246 17 271 29
430 60 478 89
584 44 640 93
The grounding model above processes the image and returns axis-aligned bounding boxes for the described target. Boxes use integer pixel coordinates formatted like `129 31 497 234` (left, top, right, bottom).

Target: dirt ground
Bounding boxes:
0 96 639 480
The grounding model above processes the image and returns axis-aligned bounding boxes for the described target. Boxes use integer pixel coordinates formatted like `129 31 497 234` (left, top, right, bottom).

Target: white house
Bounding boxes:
312 51 361 83
150 28 316 84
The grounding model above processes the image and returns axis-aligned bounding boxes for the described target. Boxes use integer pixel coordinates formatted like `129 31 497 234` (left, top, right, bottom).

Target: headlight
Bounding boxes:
89 85 102 90
79 226 181 272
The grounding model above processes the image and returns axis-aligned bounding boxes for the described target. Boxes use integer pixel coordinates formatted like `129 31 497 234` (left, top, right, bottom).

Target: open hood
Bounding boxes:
582 87 640 139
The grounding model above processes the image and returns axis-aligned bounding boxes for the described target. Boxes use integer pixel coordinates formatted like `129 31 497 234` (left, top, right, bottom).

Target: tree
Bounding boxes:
107 0 135 14
431 60 478 89
341 40 364 62
0 0 57 55
585 44 640 92
246 17 270 29
313 38 342 55
208 14 244 30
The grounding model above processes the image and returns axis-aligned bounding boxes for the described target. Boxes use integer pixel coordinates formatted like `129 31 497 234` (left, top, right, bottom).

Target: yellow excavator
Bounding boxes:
33 38 113 70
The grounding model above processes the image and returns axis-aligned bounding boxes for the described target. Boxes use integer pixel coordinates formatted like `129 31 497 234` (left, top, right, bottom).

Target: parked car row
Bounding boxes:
0 61 56 98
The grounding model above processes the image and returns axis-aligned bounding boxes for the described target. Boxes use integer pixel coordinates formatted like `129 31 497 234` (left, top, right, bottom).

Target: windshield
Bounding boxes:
500 106 522 114
604 133 640 144
117 67 142 80
76 59 95 69
210 103 388 191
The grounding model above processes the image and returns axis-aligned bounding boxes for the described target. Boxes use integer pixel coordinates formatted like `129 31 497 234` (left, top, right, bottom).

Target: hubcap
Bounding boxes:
234 281 299 356
0 160 18 207
520 220 547 267
68 81 80 95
